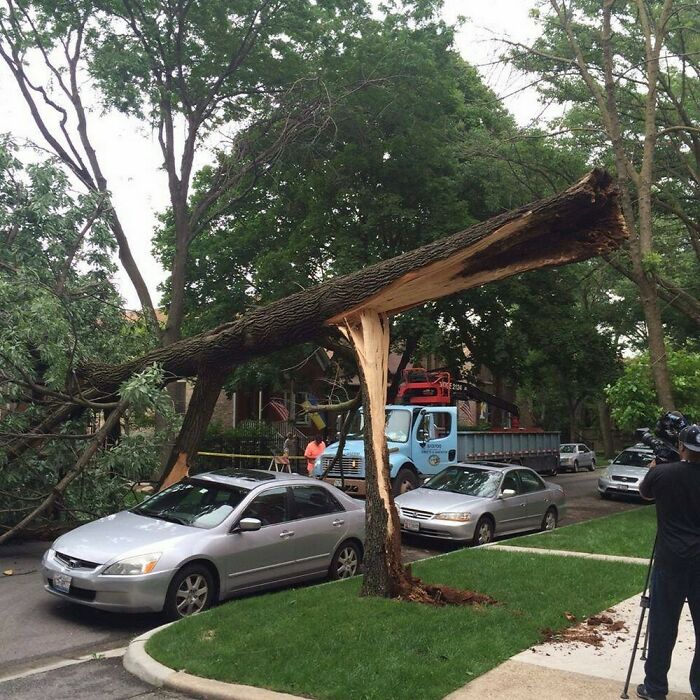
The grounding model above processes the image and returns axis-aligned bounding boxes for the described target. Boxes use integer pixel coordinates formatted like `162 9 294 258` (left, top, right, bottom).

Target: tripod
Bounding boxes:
621 537 656 699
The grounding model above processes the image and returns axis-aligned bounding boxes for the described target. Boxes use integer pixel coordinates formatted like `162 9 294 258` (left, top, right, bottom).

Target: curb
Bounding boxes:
123 624 309 700
485 543 649 565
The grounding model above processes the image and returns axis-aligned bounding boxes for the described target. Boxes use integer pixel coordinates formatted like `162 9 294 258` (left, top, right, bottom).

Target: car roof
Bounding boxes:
459 461 528 471
621 445 654 453
193 469 312 489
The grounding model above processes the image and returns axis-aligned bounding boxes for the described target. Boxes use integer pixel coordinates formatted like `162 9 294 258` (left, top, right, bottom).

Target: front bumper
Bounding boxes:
597 476 641 497
41 549 174 613
398 514 475 542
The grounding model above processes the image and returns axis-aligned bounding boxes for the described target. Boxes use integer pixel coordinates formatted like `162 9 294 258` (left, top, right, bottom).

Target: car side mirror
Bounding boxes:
500 489 516 498
232 517 262 533
422 477 430 485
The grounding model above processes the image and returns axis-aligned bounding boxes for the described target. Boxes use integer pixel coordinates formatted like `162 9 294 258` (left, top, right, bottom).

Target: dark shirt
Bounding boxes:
640 460 700 569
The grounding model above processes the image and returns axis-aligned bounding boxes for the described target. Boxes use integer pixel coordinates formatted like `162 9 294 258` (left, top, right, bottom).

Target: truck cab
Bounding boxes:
312 405 458 497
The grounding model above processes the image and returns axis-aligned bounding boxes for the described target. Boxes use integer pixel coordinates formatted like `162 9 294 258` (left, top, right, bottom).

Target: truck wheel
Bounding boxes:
471 516 494 546
541 507 557 531
393 467 418 496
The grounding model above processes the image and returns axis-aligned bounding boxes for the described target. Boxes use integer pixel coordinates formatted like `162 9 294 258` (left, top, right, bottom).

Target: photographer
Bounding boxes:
637 424 700 700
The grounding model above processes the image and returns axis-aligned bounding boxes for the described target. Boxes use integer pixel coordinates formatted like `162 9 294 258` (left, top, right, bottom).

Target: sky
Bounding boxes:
0 1 542 309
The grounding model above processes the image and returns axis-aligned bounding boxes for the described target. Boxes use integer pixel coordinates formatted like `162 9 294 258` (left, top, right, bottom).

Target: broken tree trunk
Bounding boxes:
157 367 229 490
340 312 407 597
77 170 626 398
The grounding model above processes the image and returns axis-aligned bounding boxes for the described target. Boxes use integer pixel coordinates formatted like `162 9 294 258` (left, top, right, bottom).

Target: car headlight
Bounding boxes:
102 553 161 576
434 512 472 522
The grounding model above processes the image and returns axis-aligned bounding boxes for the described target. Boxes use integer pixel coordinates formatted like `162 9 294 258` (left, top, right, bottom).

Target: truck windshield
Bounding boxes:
345 409 412 444
423 466 501 498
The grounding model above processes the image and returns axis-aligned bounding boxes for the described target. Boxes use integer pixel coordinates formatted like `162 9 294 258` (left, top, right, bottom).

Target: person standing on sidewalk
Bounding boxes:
303 435 326 476
637 424 700 700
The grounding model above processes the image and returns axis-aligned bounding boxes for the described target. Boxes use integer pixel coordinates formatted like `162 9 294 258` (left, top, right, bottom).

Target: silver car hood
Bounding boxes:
395 488 488 513
51 510 196 565
608 465 649 479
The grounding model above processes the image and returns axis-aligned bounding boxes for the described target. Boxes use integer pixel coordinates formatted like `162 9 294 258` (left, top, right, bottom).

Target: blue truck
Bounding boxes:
312 405 560 496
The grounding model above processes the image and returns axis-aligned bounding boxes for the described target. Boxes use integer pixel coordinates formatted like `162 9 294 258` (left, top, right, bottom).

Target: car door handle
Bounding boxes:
279 530 295 538
332 519 345 527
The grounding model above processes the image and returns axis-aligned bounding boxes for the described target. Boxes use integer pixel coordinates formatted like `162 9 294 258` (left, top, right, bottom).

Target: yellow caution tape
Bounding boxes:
197 451 305 460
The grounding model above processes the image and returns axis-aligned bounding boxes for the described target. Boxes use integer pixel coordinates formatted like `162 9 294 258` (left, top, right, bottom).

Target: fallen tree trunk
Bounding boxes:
77 169 626 393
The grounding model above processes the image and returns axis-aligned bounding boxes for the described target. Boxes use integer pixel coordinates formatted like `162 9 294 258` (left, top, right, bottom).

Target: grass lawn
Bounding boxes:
507 505 657 559
147 547 646 700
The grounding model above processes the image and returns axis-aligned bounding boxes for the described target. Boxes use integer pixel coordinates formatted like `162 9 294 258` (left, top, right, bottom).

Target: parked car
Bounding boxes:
395 462 566 546
559 443 596 472
41 470 364 618
597 446 655 500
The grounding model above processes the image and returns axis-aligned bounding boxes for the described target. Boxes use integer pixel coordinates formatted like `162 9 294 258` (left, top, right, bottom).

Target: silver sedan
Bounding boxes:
598 446 654 499
41 470 365 618
395 463 566 545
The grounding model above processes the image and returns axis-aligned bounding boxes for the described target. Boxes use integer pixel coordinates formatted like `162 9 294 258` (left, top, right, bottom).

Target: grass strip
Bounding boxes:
147 547 646 700
507 505 657 558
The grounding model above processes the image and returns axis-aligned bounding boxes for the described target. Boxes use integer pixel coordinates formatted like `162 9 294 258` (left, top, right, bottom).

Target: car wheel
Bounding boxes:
588 459 596 472
392 467 419 496
472 516 494 547
164 564 215 620
541 507 557 532
573 460 579 473
329 541 362 580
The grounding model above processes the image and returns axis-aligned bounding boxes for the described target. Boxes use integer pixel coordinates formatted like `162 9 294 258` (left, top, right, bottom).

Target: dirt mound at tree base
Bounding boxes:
396 575 498 607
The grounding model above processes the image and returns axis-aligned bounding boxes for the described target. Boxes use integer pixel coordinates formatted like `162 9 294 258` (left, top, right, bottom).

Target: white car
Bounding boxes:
559 443 596 472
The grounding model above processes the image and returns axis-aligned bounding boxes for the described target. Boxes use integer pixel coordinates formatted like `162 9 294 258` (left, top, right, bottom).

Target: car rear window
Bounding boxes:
612 450 653 468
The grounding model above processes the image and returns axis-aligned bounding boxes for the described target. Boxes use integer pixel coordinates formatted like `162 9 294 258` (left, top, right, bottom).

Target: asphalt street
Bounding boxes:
0 468 648 699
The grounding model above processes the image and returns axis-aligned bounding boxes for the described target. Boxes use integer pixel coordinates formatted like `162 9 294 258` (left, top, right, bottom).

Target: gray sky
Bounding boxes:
0 1 541 309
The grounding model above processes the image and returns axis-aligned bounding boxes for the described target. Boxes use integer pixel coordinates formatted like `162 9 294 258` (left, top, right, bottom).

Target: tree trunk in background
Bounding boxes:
597 398 615 459
386 335 418 404
158 368 228 490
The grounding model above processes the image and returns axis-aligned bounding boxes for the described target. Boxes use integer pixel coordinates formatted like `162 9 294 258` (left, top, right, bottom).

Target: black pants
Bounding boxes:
644 563 700 698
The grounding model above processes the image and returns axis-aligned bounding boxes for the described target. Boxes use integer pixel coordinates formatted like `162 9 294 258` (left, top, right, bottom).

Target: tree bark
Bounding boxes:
597 398 615 459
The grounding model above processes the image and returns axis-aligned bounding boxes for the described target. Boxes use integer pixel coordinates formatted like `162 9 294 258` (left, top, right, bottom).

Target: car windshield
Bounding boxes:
560 445 576 453
133 479 250 529
612 450 654 468
422 466 501 498
346 409 412 444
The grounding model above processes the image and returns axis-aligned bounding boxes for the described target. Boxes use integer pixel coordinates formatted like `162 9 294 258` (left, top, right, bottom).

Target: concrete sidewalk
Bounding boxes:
445 593 697 700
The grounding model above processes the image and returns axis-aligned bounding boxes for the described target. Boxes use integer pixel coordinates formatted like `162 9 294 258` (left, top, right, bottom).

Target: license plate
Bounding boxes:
617 484 628 491
404 519 420 532
53 572 72 593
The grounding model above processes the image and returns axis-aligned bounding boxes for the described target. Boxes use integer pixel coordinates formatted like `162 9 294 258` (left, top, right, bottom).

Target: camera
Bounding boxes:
634 410 689 464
